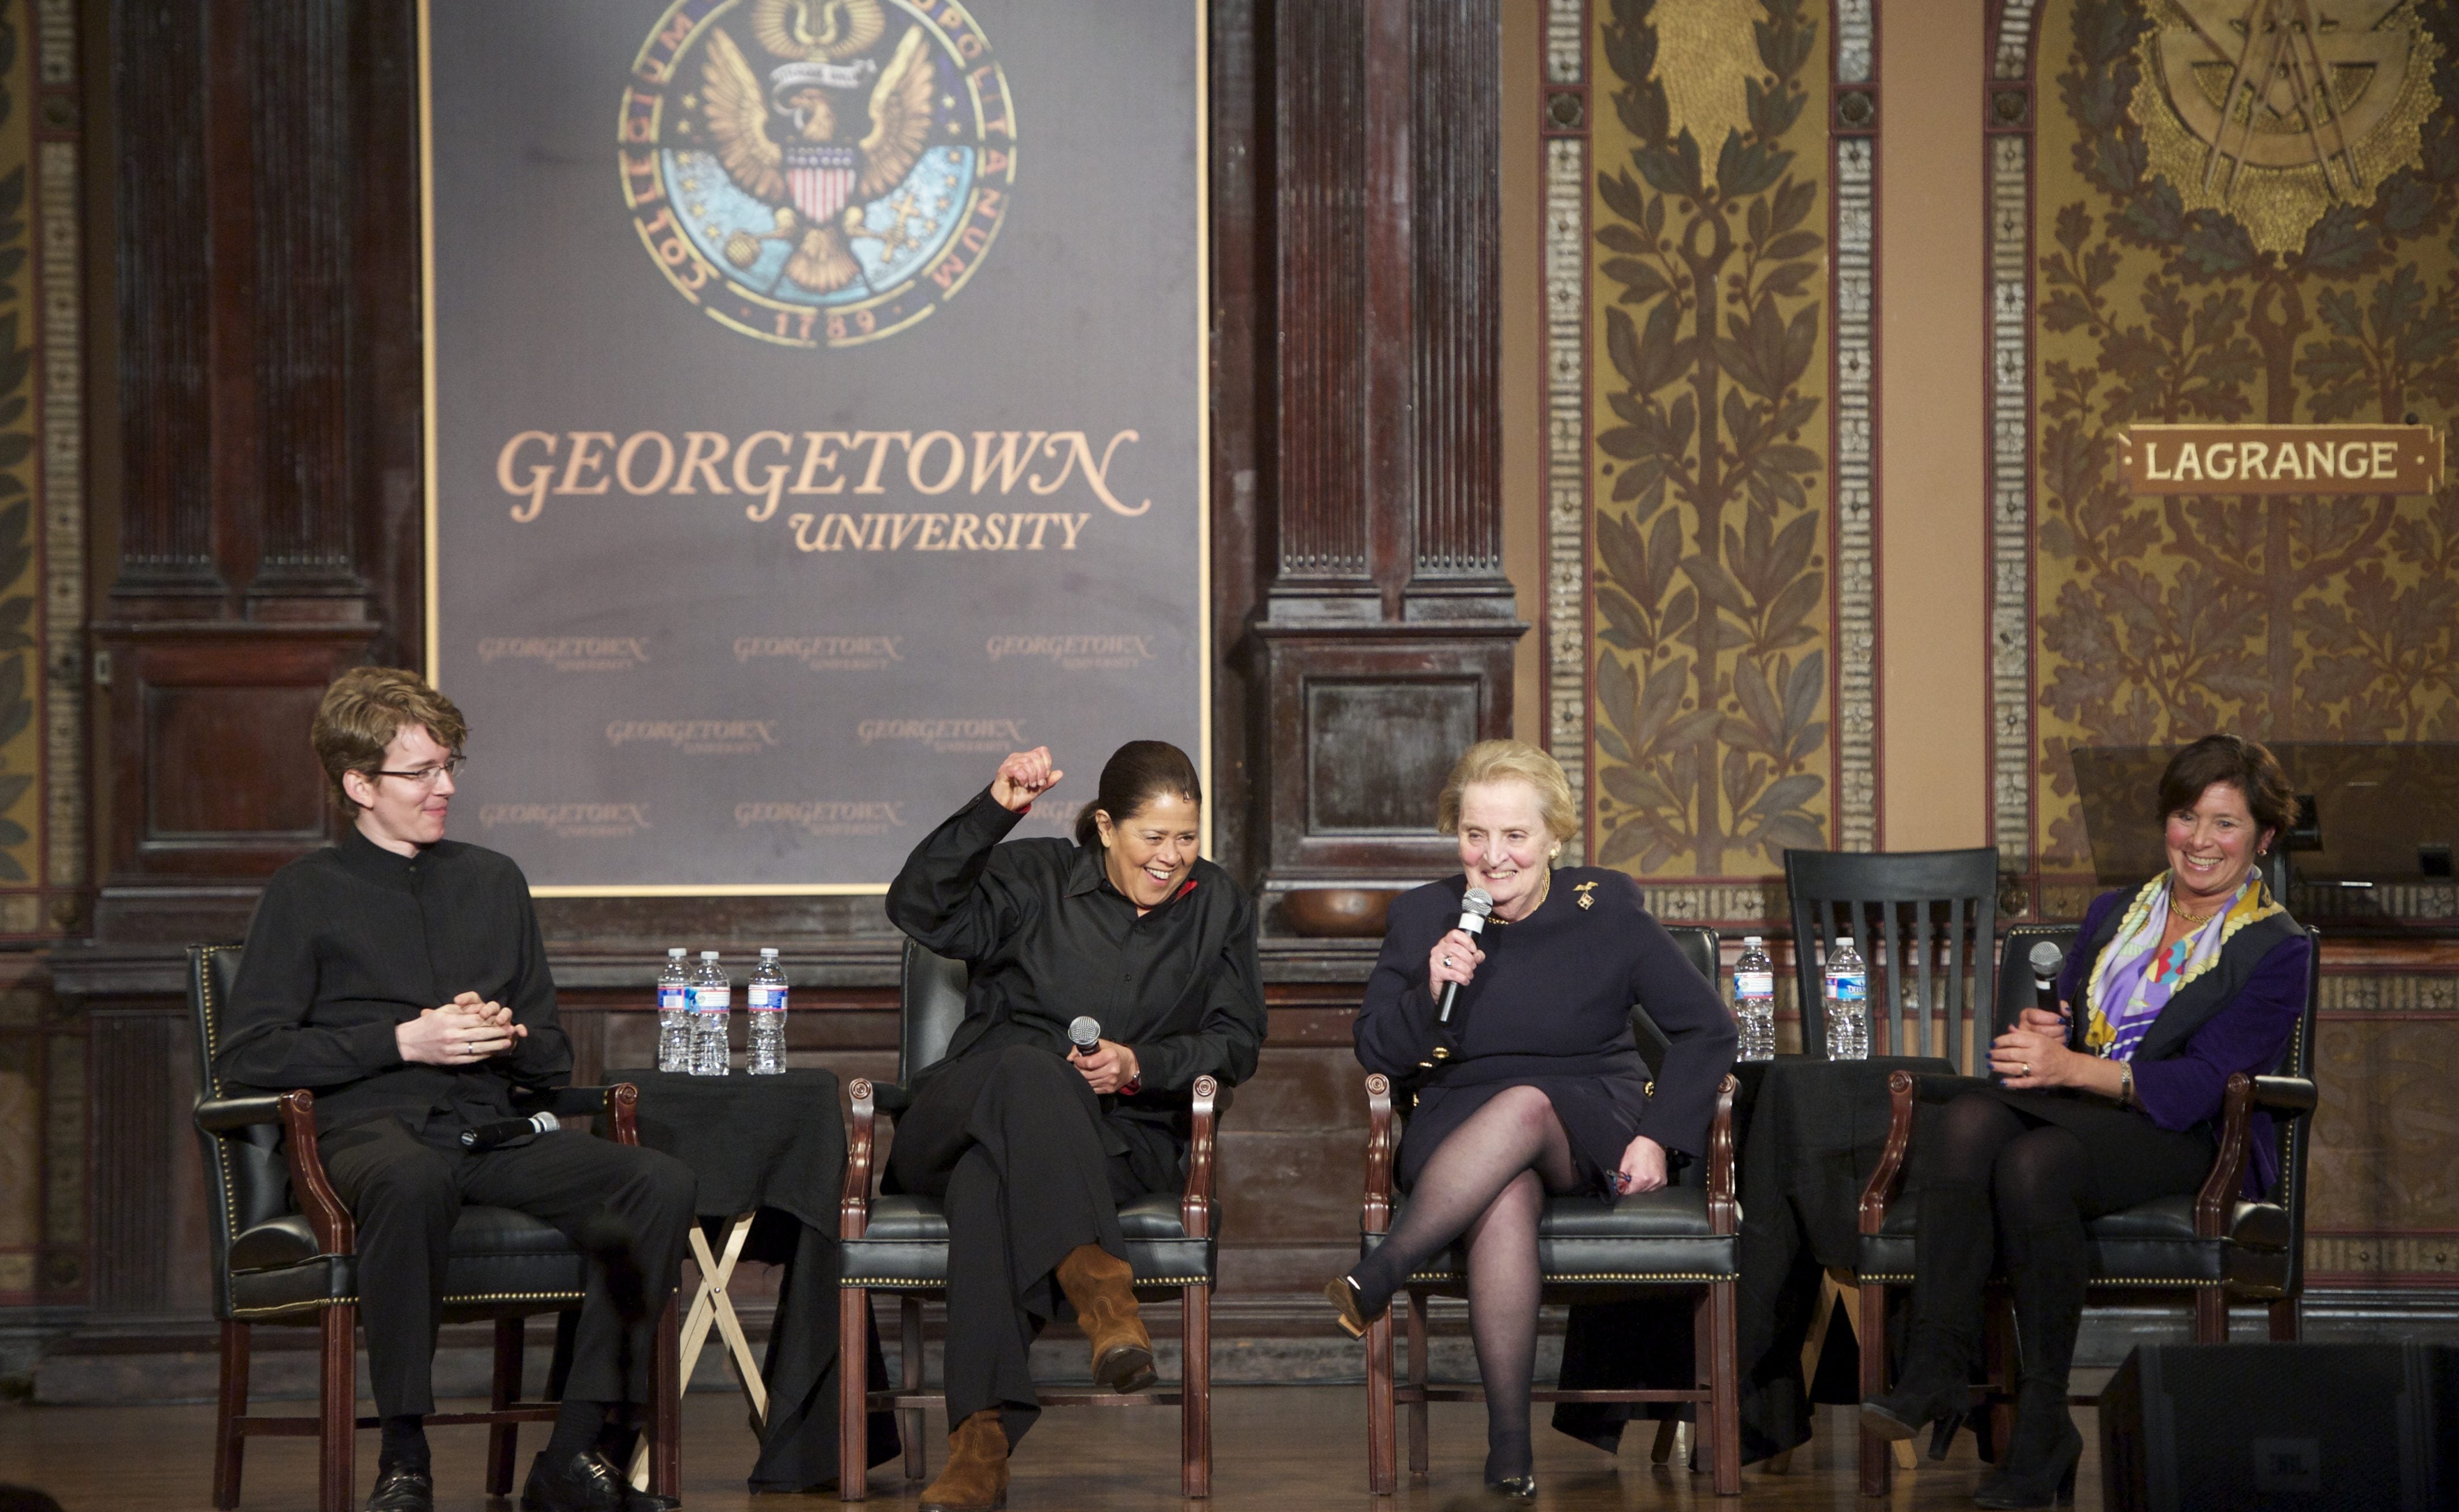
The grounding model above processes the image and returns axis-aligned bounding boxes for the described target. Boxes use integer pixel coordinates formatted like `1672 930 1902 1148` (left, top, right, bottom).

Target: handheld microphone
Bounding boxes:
2027 939 2072 1049
1435 887 1495 1026
459 1110 559 1151
1067 1016 1103 1057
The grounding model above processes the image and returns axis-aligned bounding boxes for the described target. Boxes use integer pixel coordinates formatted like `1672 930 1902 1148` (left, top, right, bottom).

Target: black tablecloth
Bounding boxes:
1552 1054 1954 1461
615 1068 900 1492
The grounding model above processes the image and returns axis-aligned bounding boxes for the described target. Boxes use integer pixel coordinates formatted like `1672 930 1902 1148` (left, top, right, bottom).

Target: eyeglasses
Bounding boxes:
373 756 466 788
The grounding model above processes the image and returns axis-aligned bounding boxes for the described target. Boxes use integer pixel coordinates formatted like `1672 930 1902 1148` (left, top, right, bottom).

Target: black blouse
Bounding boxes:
885 787 1266 1094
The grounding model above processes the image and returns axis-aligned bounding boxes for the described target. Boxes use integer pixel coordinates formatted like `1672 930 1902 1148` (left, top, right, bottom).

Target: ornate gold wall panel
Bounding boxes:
2001 0 2459 890
1548 0 1875 916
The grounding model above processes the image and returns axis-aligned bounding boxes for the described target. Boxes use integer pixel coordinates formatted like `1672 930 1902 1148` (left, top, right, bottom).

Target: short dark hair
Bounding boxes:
1078 740 1202 846
2157 734 2298 839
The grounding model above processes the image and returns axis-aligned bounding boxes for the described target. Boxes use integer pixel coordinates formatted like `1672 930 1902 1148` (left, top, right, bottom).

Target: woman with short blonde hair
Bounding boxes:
1327 741 1735 1496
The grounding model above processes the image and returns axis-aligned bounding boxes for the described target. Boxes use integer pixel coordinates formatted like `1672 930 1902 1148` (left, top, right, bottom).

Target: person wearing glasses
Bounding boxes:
216 668 694 1512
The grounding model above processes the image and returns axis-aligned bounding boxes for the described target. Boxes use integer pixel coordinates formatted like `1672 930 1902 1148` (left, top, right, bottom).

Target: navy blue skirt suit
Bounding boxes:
1355 868 1737 1191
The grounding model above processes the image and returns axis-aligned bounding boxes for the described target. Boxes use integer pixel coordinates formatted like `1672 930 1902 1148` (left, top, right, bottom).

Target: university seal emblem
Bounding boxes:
623 0 1016 347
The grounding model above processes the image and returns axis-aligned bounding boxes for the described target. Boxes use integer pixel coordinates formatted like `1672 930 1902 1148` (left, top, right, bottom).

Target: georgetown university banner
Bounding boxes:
420 0 1207 891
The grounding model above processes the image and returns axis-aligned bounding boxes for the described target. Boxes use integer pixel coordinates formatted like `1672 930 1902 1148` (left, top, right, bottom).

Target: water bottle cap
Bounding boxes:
1743 935 1762 947
760 947 779 958
668 947 686 957
700 950 719 961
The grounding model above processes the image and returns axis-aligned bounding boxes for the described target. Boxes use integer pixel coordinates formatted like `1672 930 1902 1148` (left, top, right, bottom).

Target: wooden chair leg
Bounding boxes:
901 1298 925 1483
2193 1287 2227 1344
839 1286 871 1501
651 1289 681 1500
2269 1295 2299 1342
1405 1291 1430 1478
487 1317 523 1496
1708 1281 1741 1496
1180 1283 1212 1498
320 1303 358 1512
1365 1298 1395 1494
214 1320 250 1510
1857 1281 1889 1497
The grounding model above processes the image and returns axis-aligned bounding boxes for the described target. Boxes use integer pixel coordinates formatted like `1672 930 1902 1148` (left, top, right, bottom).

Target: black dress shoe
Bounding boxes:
1485 1474 1537 1499
365 1463 434 1512
521 1448 681 1511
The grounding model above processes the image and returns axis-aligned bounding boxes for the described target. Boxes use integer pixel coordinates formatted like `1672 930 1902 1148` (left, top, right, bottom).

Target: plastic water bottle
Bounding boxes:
1734 935 1776 1062
1823 937 1870 1061
654 948 690 1073
746 948 788 1075
690 950 732 1076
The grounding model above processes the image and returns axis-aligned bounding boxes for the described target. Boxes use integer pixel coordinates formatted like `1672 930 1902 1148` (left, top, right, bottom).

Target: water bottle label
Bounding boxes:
1735 971 1774 1000
1825 971 1866 1002
658 985 686 1011
747 984 786 1011
693 986 731 1012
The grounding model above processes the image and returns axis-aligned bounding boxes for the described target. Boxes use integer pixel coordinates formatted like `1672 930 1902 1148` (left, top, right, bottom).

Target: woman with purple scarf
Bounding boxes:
1861 734 2309 1509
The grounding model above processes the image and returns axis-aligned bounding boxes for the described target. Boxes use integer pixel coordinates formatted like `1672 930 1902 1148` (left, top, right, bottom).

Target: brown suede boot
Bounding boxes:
918 1409 1008 1512
1053 1242 1157 1392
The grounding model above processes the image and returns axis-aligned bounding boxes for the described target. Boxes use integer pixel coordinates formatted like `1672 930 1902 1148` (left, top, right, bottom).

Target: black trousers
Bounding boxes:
886 1043 1167 1446
321 1116 697 1419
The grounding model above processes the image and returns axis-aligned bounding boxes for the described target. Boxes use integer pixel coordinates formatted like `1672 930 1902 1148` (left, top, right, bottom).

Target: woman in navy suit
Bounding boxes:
1862 734 2311 1508
1325 741 1736 1497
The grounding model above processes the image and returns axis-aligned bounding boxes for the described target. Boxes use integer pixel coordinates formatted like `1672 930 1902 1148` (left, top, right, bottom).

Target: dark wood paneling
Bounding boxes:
86 1006 206 1316
1304 679 1479 833
144 685 326 839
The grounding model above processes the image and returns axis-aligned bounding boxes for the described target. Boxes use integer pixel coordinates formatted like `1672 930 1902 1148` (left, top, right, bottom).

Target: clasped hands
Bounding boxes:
1989 1005 2081 1090
396 992 528 1067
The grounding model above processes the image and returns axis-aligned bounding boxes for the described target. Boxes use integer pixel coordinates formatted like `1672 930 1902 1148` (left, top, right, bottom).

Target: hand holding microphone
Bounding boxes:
1432 887 1494 1024
2021 939 2072 1042
1067 1015 1141 1095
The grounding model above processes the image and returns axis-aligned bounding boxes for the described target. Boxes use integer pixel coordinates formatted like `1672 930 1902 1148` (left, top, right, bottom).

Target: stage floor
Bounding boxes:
0 1388 2104 1510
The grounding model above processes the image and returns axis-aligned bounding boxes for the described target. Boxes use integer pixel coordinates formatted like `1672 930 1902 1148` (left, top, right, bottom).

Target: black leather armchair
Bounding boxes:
190 945 681 1512
1853 921 2322 1494
1354 925 1743 1497
836 939 1225 1499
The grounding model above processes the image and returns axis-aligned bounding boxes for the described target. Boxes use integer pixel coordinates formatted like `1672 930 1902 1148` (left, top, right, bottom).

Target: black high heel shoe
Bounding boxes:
1484 1474 1536 1499
1858 1338 1973 1444
1972 1411 2081 1508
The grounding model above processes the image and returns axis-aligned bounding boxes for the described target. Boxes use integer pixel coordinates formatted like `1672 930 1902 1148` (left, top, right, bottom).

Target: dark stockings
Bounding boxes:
1349 1087 1580 1483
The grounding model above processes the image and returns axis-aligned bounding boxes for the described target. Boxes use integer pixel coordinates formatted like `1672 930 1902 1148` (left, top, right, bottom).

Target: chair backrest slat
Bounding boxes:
1784 848 2000 1069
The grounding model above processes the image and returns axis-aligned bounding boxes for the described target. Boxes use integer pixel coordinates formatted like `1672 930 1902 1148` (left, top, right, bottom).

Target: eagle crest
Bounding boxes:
700 16 937 294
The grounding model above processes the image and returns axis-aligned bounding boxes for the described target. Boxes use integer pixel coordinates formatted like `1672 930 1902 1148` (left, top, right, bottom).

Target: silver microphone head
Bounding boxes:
531 1111 561 1135
2027 939 2065 982
1067 1015 1103 1053
1462 887 1494 917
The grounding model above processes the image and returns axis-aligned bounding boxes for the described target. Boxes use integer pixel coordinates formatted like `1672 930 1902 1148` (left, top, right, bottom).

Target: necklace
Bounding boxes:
1495 867 1552 924
2167 885 2220 924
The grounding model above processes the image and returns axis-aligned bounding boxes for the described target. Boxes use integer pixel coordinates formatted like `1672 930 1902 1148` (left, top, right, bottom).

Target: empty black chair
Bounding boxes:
1784 847 2000 1066
837 939 1225 1499
190 944 680 1512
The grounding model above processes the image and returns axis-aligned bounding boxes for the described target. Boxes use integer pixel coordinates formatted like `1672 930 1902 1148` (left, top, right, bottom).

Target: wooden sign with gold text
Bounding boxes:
2122 425 2445 495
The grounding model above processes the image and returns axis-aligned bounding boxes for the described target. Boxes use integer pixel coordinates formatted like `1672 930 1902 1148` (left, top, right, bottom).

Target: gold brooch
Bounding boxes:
1573 880 1598 911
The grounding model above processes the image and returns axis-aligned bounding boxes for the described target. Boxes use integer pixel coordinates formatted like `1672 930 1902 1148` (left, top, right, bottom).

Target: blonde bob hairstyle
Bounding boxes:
1435 740 1577 843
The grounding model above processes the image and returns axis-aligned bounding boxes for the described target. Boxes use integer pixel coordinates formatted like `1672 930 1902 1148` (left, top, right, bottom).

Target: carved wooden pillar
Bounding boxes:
90 0 404 941
1251 0 1521 902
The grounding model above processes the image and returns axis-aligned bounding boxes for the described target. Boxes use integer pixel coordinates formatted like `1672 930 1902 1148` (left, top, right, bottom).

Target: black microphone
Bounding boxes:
459 1110 559 1151
1435 887 1495 1026
2028 939 2070 1046
1067 1016 1102 1057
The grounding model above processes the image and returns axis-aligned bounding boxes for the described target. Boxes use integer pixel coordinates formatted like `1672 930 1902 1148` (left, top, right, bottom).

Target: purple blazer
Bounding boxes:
2057 888 2311 1196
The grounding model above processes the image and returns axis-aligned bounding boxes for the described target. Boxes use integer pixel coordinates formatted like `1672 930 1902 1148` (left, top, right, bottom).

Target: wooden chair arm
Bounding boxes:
1362 1074 1396 1236
276 1090 355 1255
1859 1070 1917 1237
2194 1072 2257 1239
1706 1074 1739 1236
1180 1075 1221 1239
603 1083 640 1146
841 1078 878 1242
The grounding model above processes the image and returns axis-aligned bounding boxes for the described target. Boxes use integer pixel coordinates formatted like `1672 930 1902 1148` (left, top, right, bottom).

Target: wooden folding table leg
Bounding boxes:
487 1317 525 1495
320 1303 358 1512
214 1320 250 1510
1181 1283 1213 1498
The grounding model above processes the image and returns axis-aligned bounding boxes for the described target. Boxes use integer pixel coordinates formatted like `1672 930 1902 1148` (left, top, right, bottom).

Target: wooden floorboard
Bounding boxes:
0 1388 2104 1510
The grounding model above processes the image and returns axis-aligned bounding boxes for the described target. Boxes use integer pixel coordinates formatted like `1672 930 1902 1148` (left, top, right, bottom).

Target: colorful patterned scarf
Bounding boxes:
2082 872 2286 1062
